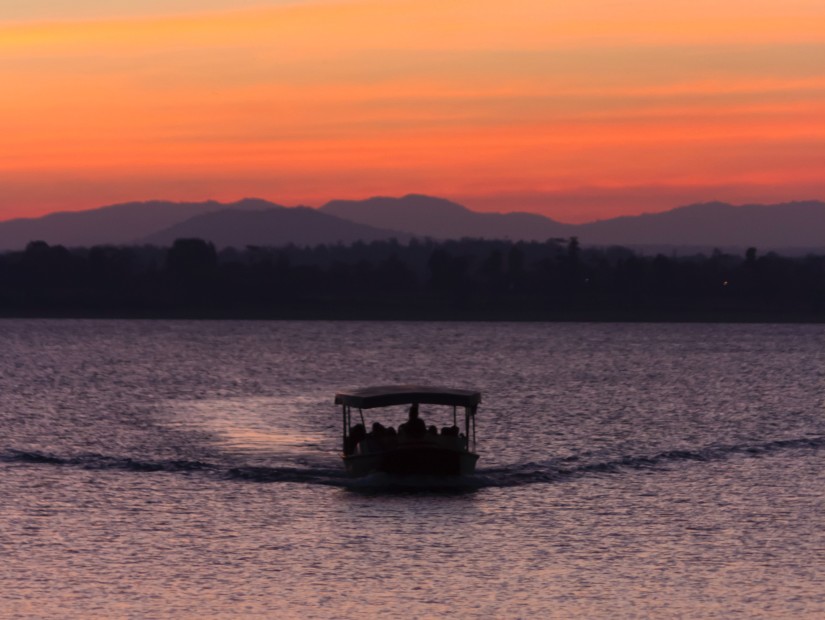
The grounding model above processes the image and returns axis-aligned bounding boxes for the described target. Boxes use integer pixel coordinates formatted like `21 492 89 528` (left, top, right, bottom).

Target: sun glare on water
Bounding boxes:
166 395 332 456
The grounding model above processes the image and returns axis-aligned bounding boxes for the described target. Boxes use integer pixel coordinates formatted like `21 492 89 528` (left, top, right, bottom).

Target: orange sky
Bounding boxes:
1 0 823 223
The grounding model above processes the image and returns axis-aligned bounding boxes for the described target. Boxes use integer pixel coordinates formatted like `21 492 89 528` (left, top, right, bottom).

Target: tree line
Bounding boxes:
0 237 823 321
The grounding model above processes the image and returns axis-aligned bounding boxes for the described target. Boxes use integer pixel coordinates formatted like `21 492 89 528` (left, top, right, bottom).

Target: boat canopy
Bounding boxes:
334 385 481 410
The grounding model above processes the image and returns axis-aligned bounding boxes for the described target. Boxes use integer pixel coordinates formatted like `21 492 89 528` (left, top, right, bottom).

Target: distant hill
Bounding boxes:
0 198 275 250
1 195 823 252
322 195 825 253
321 194 575 241
141 206 410 248
577 201 825 248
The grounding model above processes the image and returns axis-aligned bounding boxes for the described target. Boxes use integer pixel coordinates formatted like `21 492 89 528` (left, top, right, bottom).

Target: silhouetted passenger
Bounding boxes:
436 425 458 448
379 425 398 449
399 403 426 438
346 423 367 454
427 425 438 436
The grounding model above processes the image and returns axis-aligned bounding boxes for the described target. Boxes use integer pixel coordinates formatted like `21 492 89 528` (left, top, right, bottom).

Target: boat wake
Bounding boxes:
1 449 217 473
3 434 824 490
479 434 825 488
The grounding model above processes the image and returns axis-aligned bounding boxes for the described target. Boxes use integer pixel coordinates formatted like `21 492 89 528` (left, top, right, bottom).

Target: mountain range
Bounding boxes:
0 194 823 253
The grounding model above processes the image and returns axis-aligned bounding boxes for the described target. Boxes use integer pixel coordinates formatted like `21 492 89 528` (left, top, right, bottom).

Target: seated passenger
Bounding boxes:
346 423 367 454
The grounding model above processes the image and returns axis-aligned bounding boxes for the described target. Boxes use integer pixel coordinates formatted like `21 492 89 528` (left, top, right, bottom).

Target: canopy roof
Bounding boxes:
334 385 481 410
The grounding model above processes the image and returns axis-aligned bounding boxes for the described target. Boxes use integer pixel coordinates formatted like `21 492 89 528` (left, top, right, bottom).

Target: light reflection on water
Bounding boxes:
0 319 823 618
167 396 331 458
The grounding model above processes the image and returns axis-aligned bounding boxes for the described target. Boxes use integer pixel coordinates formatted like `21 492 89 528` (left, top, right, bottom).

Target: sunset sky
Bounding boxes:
1 0 823 222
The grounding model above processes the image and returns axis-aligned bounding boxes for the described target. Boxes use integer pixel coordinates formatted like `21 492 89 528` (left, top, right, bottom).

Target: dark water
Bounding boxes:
1 319 823 618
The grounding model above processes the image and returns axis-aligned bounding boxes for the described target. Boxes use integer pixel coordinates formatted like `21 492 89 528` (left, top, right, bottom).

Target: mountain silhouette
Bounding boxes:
141 206 410 248
576 200 825 248
321 194 575 241
0 195 823 252
321 195 825 252
0 198 275 250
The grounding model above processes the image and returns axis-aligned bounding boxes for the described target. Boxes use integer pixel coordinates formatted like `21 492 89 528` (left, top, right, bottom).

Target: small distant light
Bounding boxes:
722 280 729 286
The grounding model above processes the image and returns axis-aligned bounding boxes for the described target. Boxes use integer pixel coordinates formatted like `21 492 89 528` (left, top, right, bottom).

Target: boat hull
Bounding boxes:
343 445 478 477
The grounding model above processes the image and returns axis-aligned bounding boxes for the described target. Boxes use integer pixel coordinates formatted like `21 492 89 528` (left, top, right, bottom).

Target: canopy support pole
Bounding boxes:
342 405 348 453
464 407 470 449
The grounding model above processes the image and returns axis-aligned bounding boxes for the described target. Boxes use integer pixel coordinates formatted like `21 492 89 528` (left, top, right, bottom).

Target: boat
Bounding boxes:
334 385 481 477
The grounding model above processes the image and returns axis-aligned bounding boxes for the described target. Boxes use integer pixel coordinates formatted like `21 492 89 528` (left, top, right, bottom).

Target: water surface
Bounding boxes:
1 320 823 618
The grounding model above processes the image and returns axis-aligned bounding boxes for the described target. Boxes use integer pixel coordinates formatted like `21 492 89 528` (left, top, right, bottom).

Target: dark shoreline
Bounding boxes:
2 238 823 324
1 306 822 324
